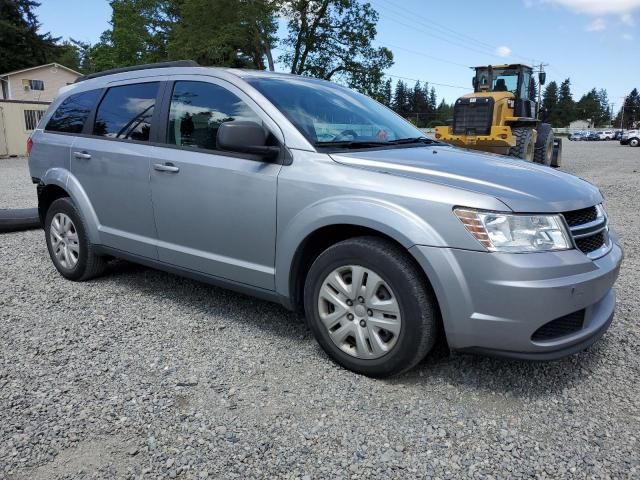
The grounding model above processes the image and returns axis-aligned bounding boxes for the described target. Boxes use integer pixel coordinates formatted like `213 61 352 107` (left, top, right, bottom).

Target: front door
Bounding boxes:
150 78 282 290
71 80 162 258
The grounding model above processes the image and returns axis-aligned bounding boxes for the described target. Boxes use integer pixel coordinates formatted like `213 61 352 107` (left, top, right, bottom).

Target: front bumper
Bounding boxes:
410 237 623 359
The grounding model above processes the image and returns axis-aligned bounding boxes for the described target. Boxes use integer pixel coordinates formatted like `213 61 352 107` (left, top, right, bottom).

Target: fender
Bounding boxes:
41 168 101 244
274 195 446 299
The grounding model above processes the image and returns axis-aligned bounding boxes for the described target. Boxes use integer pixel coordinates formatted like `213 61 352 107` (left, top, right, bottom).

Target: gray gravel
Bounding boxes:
1 142 639 479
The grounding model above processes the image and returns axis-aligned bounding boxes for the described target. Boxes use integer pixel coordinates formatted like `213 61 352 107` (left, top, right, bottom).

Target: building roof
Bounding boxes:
0 63 82 78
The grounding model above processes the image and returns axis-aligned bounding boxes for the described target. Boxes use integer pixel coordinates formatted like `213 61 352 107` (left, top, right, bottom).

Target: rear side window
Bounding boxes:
45 89 101 134
93 82 159 141
167 81 261 151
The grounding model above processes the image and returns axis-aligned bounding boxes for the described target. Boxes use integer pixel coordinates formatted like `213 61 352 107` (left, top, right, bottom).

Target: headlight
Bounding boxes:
454 208 572 252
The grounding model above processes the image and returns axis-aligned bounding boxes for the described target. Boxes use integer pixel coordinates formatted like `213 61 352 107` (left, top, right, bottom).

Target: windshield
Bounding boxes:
246 77 425 147
476 68 519 94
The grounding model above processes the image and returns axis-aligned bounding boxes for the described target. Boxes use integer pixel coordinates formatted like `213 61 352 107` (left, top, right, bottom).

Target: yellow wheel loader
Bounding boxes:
435 64 561 167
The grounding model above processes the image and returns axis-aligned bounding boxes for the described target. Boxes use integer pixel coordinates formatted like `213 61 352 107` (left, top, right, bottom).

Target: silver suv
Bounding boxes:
28 62 623 377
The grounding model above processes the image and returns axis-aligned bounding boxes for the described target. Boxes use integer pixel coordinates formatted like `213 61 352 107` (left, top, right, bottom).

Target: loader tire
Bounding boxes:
534 123 554 166
508 127 536 161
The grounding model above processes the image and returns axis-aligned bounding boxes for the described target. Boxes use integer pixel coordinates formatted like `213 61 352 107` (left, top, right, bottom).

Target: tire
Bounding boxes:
44 197 106 281
533 123 554 166
629 138 639 147
508 127 536 161
304 236 438 377
0 208 41 233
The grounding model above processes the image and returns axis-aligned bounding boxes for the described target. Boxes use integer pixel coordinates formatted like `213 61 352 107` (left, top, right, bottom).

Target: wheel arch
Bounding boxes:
39 168 101 243
276 198 446 317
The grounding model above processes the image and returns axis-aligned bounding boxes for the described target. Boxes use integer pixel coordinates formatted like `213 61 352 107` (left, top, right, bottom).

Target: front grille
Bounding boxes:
562 205 608 256
563 207 598 227
532 310 585 341
452 97 494 136
575 232 606 254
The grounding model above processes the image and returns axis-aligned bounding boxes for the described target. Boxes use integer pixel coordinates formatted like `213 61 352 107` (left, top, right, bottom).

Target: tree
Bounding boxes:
540 81 558 125
576 89 605 127
615 88 640 129
0 0 62 72
281 0 393 95
433 98 453 127
170 0 278 69
380 77 392 107
556 78 576 127
428 86 437 114
392 80 410 117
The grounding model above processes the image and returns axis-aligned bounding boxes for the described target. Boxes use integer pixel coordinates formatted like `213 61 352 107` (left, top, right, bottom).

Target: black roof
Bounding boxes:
75 60 200 83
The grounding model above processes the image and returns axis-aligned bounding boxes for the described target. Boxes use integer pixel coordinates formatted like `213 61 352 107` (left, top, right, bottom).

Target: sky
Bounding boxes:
36 0 639 109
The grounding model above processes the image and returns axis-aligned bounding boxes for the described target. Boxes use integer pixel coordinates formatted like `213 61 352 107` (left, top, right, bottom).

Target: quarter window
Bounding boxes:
45 89 101 134
93 82 159 141
167 81 261 152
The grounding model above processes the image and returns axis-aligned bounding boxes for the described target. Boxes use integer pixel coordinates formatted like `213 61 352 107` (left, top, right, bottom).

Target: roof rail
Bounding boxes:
75 60 200 83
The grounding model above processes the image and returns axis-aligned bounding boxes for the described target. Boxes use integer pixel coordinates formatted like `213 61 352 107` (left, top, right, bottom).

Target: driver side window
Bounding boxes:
167 81 262 152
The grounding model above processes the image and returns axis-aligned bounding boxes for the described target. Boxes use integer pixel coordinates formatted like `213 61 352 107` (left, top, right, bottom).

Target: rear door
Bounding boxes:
149 77 283 290
71 80 164 259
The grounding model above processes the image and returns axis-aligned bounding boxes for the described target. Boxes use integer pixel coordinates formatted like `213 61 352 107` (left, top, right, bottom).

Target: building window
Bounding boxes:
28 80 45 91
24 109 46 130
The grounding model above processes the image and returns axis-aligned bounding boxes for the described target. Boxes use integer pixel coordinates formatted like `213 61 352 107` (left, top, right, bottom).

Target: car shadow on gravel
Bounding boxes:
393 337 610 399
98 259 610 399
100 259 305 334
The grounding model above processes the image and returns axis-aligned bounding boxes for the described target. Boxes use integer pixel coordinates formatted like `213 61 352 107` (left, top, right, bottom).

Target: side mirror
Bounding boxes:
472 77 476 89
217 121 280 159
538 71 546 85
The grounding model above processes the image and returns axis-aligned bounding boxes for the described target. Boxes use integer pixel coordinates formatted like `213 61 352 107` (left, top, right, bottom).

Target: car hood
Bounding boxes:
330 145 602 212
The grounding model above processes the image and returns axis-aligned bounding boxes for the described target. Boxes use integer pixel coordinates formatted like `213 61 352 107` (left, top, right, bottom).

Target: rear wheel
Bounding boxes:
629 138 639 147
508 127 536 161
45 197 106 281
304 236 438 377
533 123 554 166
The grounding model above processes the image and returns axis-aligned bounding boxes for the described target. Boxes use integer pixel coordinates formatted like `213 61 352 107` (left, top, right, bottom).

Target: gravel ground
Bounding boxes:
1 142 638 479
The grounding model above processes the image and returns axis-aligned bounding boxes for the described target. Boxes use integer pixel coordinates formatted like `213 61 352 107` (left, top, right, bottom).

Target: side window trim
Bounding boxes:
81 87 107 135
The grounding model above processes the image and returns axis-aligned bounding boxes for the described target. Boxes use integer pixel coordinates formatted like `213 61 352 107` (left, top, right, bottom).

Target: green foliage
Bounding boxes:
281 0 393 94
0 0 62 72
614 88 640 129
170 0 278 69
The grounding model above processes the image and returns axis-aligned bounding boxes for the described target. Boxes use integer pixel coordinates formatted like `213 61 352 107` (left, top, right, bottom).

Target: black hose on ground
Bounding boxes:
0 208 41 233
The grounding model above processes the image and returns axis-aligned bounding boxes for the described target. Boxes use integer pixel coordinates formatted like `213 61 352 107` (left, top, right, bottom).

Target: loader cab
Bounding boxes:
473 64 535 99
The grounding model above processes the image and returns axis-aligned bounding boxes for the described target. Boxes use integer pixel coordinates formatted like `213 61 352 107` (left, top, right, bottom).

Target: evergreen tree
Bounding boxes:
392 80 410 117
540 81 558 125
434 99 453 127
556 78 576 127
381 78 392 107
0 0 62 72
615 88 640 128
428 86 437 114
576 89 604 127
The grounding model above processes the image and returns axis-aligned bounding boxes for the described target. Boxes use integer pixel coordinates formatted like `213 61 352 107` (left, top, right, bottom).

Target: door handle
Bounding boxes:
153 163 180 173
73 151 92 160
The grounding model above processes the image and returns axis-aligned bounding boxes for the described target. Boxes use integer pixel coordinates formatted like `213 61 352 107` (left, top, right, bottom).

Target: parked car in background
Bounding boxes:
27 62 623 377
586 132 601 141
569 131 589 141
621 130 640 147
597 130 615 140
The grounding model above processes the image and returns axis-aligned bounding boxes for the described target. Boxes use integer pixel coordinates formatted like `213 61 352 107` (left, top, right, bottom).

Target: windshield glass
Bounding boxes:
246 76 424 147
476 68 519 94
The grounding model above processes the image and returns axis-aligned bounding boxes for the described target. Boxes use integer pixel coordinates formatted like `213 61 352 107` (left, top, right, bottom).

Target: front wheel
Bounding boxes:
304 237 439 377
629 138 639 147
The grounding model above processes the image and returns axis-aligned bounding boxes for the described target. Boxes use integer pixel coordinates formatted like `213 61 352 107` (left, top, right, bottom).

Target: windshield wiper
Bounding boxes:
386 137 436 145
315 140 391 149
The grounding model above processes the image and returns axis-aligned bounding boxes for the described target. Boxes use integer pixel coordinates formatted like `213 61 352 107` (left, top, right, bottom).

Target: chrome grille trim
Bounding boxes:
563 205 611 260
